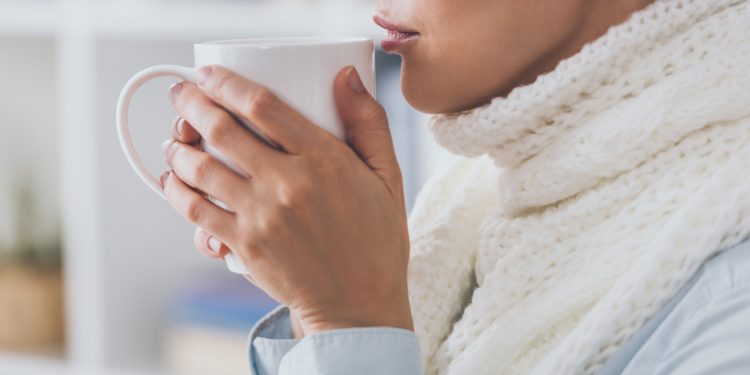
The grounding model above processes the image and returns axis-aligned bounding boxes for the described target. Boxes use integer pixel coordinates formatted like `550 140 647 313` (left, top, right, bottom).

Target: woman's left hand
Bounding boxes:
160 66 413 334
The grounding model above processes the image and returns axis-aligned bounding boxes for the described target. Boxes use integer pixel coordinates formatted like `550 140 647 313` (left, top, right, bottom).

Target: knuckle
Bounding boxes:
364 103 388 123
211 70 232 96
254 209 282 238
277 187 298 209
184 197 203 223
256 213 274 234
205 111 235 146
244 87 278 119
287 182 314 208
190 154 214 185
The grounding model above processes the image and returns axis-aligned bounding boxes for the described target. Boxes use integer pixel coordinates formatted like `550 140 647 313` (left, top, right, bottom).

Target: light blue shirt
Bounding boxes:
247 238 750 375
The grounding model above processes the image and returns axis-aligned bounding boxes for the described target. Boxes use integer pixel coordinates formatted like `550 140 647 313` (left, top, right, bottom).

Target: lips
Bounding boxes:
373 14 420 52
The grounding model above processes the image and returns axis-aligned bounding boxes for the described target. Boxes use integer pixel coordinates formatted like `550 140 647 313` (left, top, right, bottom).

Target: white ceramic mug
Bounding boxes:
116 37 375 274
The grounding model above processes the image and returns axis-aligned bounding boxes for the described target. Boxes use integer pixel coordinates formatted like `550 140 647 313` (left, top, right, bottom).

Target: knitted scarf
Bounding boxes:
406 1 750 374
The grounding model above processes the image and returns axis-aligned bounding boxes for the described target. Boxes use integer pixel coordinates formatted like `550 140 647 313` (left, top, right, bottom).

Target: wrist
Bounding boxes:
298 301 414 334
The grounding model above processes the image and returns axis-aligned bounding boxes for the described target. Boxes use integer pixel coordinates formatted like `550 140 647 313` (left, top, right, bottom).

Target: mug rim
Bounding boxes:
196 36 372 48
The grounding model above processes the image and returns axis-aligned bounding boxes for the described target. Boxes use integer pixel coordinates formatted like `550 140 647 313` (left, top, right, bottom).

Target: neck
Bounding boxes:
506 0 656 94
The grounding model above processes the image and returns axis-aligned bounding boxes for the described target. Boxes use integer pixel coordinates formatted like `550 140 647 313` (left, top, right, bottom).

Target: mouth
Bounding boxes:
372 14 420 53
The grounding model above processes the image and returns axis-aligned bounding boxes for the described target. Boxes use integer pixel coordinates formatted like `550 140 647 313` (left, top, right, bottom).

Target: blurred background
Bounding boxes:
0 0 447 374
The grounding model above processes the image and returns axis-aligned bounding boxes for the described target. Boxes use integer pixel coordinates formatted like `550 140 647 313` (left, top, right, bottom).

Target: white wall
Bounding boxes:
95 38 231 369
0 37 58 255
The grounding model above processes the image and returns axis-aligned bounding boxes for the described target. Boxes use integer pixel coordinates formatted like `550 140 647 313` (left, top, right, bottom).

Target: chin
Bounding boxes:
399 61 494 115
401 84 442 115
400 74 457 115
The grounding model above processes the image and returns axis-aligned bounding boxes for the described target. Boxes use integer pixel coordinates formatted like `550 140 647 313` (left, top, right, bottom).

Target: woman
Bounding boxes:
159 0 750 373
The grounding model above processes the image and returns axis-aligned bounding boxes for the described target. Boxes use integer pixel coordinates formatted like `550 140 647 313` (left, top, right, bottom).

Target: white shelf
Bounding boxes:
0 350 162 375
0 1 382 40
0 351 69 375
0 1 59 37
93 1 381 40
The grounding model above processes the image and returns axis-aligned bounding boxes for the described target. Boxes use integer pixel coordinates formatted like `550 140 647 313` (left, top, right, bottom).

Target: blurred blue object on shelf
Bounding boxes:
165 273 279 375
170 273 278 332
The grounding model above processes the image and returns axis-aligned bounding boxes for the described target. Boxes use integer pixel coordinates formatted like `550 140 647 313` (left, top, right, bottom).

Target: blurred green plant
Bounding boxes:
0 171 62 271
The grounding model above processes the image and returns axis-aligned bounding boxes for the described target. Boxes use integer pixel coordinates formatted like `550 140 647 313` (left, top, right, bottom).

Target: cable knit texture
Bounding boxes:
407 1 750 374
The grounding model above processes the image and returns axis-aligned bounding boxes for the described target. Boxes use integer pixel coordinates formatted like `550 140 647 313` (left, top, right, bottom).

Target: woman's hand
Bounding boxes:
160 66 413 334
163 117 234 262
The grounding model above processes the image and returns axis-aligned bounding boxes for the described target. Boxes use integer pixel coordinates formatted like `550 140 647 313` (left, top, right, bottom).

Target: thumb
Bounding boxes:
334 66 400 177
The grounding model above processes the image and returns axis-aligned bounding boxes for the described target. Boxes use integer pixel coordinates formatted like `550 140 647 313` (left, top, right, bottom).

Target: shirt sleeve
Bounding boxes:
654 287 750 375
248 306 424 375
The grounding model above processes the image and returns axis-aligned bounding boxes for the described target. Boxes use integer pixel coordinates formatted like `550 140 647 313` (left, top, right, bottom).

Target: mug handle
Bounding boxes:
116 65 251 275
117 65 198 199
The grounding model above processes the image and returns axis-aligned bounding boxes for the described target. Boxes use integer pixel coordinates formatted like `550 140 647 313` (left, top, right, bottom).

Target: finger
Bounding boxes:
164 140 251 206
334 66 401 180
193 228 230 259
162 171 236 240
196 65 332 154
169 81 283 175
171 116 201 146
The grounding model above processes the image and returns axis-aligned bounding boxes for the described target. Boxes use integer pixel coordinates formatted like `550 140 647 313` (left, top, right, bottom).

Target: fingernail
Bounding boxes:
169 82 183 103
174 117 184 136
346 66 365 94
160 171 170 188
197 66 214 86
207 236 222 253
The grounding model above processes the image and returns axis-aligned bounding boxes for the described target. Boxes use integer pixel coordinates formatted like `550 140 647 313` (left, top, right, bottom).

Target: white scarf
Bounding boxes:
406 1 750 374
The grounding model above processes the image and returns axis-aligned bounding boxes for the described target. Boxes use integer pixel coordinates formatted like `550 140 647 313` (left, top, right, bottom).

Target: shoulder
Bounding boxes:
656 239 750 373
659 238 750 324
663 237 750 335
607 239 750 375
645 239 750 374
658 238 750 319
683 238 750 337
699 238 750 295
